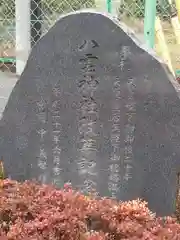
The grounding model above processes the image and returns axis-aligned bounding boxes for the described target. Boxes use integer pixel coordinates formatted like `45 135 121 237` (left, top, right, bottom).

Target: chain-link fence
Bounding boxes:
0 0 180 73
0 0 96 72
117 1 180 74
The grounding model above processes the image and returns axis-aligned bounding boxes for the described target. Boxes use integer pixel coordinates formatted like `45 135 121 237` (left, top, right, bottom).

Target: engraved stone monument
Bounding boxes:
0 10 180 216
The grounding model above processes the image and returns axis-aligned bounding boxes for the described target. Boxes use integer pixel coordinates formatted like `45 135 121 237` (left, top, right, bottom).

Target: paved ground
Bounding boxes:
0 71 18 118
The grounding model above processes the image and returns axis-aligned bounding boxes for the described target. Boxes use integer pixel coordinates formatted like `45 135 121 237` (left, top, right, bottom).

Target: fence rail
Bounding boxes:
0 0 180 74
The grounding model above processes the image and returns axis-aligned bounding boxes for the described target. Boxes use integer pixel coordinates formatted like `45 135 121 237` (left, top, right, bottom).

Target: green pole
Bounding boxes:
107 0 112 13
144 0 157 49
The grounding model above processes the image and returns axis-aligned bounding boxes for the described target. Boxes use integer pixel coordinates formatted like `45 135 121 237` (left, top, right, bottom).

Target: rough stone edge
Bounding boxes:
30 9 180 97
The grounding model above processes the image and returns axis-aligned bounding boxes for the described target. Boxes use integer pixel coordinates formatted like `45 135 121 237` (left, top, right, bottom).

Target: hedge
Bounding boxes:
0 179 180 239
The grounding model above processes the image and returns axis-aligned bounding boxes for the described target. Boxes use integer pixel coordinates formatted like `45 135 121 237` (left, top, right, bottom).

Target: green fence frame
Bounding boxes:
144 0 157 49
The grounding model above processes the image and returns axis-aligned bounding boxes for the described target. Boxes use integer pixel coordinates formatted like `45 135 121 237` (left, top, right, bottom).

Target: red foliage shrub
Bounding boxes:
0 179 180 239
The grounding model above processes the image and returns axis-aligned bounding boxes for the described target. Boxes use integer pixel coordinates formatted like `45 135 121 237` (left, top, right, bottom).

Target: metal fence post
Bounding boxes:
144 0 157 49
107 0 112 13
15 0 31 75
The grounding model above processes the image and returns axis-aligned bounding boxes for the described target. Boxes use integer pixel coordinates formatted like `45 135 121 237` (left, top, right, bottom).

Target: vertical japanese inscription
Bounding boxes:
122 45 136 181
109 80 121 198
77 40 99 193
119 46 130 70
108 46 128 197
51 86 62 187
36 98 47 183
109 45 135 197
123 77 136 181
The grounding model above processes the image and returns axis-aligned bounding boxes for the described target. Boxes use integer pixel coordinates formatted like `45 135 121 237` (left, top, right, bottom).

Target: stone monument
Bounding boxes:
0 10 180 216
